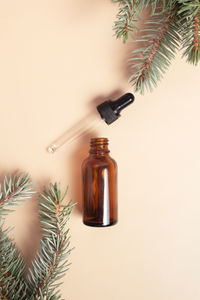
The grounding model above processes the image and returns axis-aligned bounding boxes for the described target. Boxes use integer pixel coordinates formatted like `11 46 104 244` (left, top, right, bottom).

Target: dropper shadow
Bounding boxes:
68 130 98 216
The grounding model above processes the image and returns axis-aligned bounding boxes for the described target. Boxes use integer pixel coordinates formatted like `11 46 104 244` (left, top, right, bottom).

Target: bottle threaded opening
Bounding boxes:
90 137 108 146
90 137 109 154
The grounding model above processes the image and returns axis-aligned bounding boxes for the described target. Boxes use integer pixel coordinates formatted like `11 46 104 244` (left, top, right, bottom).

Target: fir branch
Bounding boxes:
113 0 177 43
0 175 73 300
138 0 176 14
112 0 200 93
27 183 74 300
0 226 28 300
128 6 180 93
0 291 7 300
178 0 200 9
113 0 139 43
0 173 34 218
0 173 33 300
180 5 200 64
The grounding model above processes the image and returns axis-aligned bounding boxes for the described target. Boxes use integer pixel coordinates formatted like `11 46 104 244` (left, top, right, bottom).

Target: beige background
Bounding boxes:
1 1 200 299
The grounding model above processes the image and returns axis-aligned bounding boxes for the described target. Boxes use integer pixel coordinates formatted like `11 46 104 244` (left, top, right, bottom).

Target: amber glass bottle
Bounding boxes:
82 137 117 227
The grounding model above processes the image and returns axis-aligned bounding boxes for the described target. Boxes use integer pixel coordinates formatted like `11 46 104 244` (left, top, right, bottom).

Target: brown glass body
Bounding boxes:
82 138 118 227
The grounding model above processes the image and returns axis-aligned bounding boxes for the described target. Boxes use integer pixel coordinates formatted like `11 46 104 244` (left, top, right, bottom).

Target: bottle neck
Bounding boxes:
89 138 110 155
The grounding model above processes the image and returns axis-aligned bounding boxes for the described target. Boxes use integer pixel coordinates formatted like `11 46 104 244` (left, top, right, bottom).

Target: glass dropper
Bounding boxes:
47 93 135 153
47 112 102 153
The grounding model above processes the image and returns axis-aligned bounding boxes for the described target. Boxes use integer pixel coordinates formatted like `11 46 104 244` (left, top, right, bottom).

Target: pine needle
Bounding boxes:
129 6 180 93
180 5 200 65
113 0 200 93
0 173 74 300
26 184 74 300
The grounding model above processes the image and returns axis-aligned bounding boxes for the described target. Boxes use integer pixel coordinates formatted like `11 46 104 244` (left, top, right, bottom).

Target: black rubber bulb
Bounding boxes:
96 93 135 125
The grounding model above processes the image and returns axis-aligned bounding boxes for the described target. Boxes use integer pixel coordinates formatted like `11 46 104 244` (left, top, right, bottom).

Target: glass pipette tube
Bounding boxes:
47 93 135 153
47 111 103 153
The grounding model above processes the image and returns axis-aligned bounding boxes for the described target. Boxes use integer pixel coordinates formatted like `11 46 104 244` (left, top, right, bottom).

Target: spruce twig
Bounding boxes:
0 173 73 300
0 228 28 300
0 173 34 218
113 0 200 93
113 0 176 43
180 5 200 65
129 6 180 93
27 183 74 300
113 0 138 43
0 173 34 300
